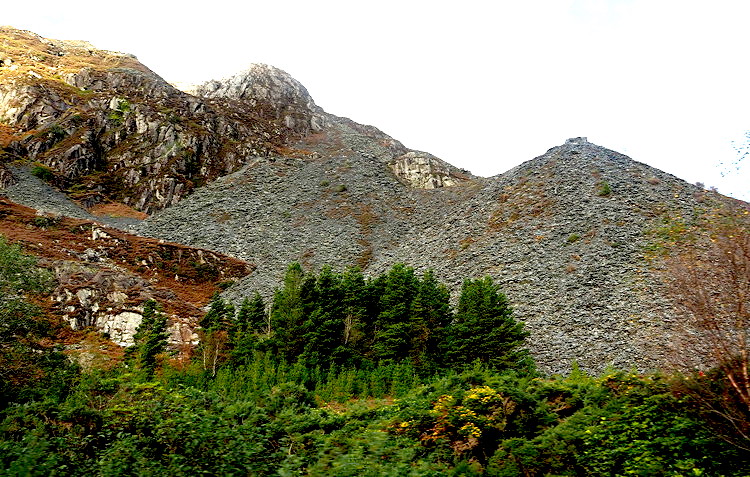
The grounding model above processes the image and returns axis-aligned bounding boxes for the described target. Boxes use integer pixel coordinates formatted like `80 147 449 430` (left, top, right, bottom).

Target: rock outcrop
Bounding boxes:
391 151 468 188
195 64 329 135
0 196 251 349
0 28 469 217
0 28 292 213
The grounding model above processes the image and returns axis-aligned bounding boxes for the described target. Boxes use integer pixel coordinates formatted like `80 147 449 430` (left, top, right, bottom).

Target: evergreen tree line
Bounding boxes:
3 236 750 476
192 262 531 379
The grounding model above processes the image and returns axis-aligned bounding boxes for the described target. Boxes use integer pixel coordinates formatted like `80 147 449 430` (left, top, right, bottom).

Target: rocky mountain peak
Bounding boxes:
197 63 315 106
196 63 328 134
0 27 470 215
565 136 589 145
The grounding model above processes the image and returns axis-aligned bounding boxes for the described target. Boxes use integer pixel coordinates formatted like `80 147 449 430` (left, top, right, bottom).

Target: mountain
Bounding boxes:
0 195 250 368
1 27 744 374
0 27 467 213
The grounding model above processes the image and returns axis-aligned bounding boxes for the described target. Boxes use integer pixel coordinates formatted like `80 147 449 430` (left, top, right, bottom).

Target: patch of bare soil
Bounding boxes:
88 202 149 220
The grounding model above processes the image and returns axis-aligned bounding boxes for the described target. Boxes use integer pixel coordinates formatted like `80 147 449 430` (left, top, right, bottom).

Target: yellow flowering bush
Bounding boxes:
417 386 515 456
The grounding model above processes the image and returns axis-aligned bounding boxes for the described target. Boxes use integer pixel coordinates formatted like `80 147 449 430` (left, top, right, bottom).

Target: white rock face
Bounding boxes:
0 81 69 129
91 227 112 240
100 311 143 347
107 291 128 303
51 259 201 349
390 152 462 188
76 288 95 306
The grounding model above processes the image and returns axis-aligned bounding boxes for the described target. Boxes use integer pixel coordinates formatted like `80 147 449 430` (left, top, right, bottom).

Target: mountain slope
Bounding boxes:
2 28 745 374
0 196 250 366
0 27 468 214
135 136 716 373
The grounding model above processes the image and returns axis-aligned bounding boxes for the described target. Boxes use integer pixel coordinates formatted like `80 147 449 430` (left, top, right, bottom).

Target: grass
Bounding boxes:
597 181 612 196
0 27 150 78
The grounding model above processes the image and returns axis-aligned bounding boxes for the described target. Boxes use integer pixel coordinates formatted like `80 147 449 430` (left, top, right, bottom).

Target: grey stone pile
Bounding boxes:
135 135 711 374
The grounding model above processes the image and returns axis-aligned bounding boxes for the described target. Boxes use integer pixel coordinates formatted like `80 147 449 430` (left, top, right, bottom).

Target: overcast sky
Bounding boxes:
4 0 749 199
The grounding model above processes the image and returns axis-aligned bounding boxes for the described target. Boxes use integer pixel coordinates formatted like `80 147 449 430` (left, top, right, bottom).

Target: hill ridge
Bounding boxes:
133 135 712 373
1 27 745 374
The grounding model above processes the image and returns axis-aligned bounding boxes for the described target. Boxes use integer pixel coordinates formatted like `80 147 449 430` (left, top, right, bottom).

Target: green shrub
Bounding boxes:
108 110 124 123
30 164 55 183
108 99 131 125
34 124 67 143
31 216 60 228
116 99 131 112
597 181 612 196
217 280 235 290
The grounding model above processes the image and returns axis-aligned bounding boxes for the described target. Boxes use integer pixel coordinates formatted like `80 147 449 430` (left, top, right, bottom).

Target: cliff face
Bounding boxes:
2 28 746 374
0 28 295 213
0 196 250 356
0 28 469 215
194 63 329 135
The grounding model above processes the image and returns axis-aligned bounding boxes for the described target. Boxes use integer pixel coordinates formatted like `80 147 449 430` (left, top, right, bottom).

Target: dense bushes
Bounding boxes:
0 236 76 409
3 352 748 475
1 253 749 475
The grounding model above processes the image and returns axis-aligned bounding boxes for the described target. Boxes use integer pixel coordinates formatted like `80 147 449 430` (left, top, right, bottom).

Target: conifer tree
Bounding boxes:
231 293 267 363
301 266 345 368
373 264 419 362
132 299 169 377
270 262 307 361
200 292 234 332
444 277 529 371
198 294 234 376
236 293 267 334
339 266 369 364
409 270 452 370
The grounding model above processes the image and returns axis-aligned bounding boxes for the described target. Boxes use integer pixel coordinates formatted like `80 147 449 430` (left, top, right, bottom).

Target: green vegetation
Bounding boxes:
107 98 131 125
0 237 75 409
597 180 612 196
566 232 581 244
1 251 748 475
30 163 55 183
31 215 61 229
32 123 67 143
217 279 236 290
128 300 168 378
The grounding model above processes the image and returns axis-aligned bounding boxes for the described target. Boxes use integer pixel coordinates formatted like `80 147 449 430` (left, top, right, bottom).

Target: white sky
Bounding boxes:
3 0 749 200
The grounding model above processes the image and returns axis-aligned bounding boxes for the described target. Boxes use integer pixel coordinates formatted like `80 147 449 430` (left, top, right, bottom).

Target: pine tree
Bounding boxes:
444 277 529 371
200 292 234 332
409 270 452 371
197 294 234 376
301 266 345 368
231 293 267 363
235 293 267 334
372 264 419 362
132 299 169 377
270 263 307 361
339 266 369 365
